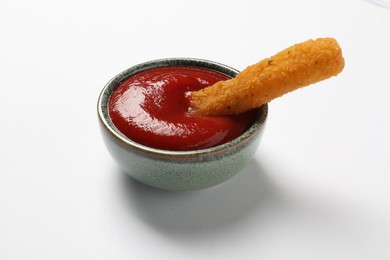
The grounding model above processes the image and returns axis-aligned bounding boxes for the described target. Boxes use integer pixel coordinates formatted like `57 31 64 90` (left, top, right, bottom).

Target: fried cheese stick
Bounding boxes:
190 38 344 115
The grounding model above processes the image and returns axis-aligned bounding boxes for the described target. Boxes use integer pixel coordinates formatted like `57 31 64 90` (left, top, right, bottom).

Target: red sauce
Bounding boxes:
108 67 256 151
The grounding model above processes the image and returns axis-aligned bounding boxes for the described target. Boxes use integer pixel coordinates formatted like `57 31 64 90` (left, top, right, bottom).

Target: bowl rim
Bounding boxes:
97 58 268 159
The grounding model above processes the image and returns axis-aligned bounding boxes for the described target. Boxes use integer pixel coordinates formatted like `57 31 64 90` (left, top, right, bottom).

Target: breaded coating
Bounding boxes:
190 38 344 115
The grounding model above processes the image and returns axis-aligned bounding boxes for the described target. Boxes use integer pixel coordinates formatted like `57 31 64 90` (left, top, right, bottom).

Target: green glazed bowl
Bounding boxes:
97 58 268 191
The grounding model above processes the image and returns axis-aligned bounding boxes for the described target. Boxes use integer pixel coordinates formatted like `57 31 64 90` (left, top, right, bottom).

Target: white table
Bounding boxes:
1 0 389 259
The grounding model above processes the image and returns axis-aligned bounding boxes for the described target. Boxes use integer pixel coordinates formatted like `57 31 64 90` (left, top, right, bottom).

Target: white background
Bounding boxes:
1 0 390 259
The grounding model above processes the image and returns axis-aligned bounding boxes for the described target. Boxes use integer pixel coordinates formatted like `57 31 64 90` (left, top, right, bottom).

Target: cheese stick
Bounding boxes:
190 38 344 115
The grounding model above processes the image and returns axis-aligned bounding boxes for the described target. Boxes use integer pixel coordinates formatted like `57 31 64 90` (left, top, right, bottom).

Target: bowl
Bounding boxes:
97 58 268 191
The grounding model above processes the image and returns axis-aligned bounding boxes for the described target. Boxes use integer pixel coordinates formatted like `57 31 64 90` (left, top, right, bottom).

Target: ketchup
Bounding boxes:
108 67 256 151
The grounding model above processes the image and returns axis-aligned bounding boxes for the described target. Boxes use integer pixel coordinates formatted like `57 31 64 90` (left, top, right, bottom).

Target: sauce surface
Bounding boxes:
108 67 256 151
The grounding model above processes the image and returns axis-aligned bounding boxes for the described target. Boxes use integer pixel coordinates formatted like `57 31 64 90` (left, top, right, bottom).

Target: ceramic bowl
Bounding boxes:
97 58 268 191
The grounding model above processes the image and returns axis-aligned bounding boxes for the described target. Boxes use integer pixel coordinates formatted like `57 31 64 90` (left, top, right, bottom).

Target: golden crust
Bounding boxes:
190 38 344 115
